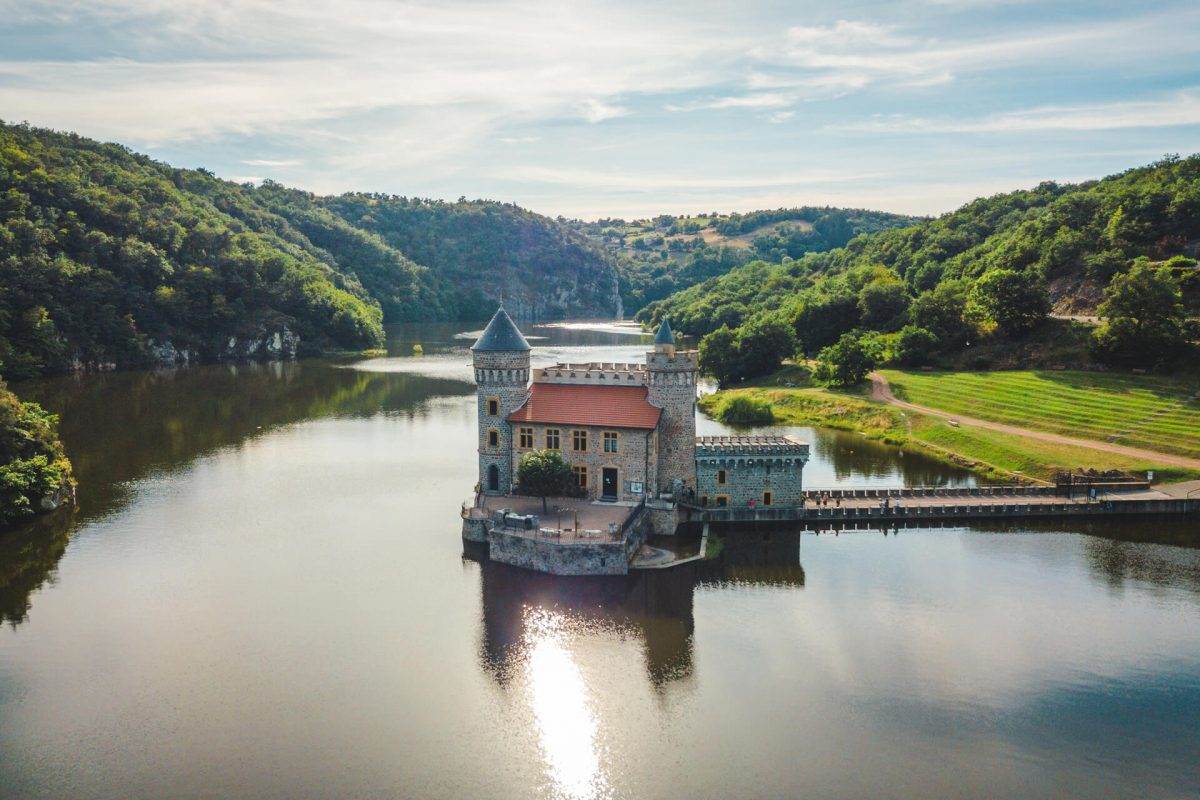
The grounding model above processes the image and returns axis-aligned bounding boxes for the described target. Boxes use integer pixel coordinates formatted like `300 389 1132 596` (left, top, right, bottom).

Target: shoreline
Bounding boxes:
699 379 1200 487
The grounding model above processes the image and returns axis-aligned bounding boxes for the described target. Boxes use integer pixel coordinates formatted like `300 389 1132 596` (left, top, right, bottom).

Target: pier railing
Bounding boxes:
687 497 1198 524
800 482 1150 500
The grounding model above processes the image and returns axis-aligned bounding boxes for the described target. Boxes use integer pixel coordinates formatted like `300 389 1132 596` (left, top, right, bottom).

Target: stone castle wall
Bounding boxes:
696 456 806 508
646 350 698 494
534 362 647 385
509 422 655 502
474 350 530 495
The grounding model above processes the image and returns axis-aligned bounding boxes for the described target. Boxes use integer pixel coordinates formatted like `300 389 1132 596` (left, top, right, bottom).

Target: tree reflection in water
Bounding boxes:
1 361 473 627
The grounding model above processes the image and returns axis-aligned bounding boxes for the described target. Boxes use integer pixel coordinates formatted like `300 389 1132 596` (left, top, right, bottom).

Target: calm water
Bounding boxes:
1 323 1198 800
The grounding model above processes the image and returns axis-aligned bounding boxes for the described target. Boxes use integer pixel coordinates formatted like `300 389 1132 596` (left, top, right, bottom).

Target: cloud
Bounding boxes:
736 9 1200 101
839 90 1200 133
667 92 795 112
489 165 883 192
3 0 1199 219
579 99 628 123
0 1 743 155
241 158 301 166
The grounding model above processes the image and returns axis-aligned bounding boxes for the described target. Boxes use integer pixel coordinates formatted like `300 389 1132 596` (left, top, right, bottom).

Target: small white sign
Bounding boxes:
630 481 644 494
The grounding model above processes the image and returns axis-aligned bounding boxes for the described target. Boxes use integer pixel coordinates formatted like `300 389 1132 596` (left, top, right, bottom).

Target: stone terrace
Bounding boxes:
474 494 636 541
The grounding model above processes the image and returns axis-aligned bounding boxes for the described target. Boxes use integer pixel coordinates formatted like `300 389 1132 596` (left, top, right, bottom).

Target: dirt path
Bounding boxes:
868 373 1200 471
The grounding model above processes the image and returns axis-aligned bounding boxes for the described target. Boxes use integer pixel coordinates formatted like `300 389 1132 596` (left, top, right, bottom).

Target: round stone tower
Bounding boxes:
646 319 698 495
471 307 531 495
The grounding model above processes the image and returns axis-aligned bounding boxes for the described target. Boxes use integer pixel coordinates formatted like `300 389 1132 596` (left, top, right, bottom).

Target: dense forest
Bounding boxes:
569 207 923 313
640 157 1200 383
0 122 619 378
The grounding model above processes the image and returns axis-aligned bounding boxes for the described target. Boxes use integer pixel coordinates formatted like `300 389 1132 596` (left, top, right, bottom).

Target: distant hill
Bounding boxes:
0 122 619 377
323 194 618 322
569 207 924 314
640 156 1200 364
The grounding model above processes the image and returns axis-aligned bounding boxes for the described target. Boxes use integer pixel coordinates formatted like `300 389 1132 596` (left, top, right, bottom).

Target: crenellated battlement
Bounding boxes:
535 362 648 385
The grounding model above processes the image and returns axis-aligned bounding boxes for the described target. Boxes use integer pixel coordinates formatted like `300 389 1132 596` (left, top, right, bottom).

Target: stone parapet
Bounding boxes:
535 362 648 385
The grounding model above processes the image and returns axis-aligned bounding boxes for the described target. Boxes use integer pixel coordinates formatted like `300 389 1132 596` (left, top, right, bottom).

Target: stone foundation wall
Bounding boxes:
646 501 682 536
462 517 489 543
487 531 630 575
483 505 650 575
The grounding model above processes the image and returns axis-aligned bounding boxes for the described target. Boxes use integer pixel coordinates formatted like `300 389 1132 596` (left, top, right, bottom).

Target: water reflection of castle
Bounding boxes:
474 531 806 688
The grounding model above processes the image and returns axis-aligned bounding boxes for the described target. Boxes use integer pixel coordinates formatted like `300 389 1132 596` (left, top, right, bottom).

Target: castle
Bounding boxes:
471 307 809 509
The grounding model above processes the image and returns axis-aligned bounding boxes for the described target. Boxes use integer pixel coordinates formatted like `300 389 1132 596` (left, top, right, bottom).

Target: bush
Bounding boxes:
0 380 74 527
712 395 775 426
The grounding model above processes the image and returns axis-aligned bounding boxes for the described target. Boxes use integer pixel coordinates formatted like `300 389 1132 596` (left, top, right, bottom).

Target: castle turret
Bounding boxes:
645 319 697 495
472 308 530 495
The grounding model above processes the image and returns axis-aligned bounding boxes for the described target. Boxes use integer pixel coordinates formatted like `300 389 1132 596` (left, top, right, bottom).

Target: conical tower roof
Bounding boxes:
654 319 675 345
471 307 531 352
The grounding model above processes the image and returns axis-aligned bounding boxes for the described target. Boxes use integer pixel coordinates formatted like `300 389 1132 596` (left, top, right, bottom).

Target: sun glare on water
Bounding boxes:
523 609 609 800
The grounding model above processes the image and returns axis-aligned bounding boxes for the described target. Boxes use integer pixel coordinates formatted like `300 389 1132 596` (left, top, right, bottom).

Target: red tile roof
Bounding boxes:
508 383 662 430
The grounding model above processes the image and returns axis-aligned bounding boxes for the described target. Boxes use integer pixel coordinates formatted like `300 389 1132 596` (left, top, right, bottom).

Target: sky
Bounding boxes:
2 0 1199 220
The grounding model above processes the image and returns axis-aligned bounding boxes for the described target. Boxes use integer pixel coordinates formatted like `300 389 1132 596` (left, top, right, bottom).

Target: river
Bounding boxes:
1 322 1197 800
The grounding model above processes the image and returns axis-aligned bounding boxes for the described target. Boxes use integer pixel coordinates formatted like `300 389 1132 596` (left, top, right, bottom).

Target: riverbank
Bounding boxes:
699 366 1200 485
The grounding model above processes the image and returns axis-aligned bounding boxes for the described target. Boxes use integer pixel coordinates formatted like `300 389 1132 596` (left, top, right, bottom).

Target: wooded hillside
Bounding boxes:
0 123 619 377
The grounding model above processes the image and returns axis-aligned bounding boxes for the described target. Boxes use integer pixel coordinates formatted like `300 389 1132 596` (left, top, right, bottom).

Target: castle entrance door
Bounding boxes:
601 468 618 500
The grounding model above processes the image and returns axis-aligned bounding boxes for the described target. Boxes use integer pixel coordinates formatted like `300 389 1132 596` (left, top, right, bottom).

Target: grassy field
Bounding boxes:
882 370 1200 460
701 367 1200 484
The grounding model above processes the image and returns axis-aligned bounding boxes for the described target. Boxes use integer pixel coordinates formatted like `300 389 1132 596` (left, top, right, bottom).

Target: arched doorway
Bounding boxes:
487 464 499 492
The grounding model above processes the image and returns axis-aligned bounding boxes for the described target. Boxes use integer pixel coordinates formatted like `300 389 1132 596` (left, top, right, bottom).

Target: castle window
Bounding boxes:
572 430 588 452
717 469 727 485
486 396 499 416
763 491 772 506
545 429 560 450
715 495 729 508
518 428 533 449
487 428 499 448
700 495 709 507
603 431 619 453
572 466 588 490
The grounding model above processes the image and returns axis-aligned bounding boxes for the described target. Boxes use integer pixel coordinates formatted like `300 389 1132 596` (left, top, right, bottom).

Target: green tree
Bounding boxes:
788 289 860 353
1090 262 1188 367
698 325 740 385
734 315 798 382
893 325 940 366
0 380 74 527
813 332 876 387
967 269 1050 338
515 450 579 512
909 279 971 349
857 277 910 331
699 316 798 386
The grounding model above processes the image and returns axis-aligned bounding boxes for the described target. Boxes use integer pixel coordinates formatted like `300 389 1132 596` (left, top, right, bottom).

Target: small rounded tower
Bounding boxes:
472 307 531 495
646 319 698 495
